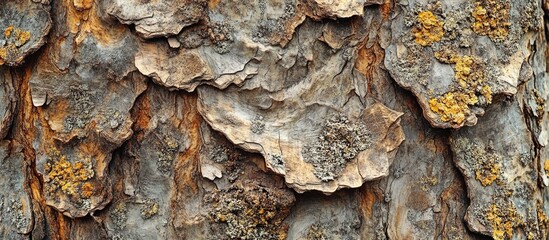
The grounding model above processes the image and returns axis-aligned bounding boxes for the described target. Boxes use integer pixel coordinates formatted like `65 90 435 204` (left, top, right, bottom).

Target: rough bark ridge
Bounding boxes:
0 0 548 239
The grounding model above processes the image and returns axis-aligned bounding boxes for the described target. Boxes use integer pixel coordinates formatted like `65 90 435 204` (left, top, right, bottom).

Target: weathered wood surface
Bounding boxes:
0 0 548 239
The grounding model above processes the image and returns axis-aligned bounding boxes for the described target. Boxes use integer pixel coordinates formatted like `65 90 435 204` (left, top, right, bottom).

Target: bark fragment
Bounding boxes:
385 0 542 128
0 0 51 66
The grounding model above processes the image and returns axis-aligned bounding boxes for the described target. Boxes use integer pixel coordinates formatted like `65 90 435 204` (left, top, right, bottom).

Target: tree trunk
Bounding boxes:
0 0 548 239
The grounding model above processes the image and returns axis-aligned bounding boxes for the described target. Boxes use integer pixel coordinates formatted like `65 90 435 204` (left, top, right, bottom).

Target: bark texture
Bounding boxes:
0 0 548 239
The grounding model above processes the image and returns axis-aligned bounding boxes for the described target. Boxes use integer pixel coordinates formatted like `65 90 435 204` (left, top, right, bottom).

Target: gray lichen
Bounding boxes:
251 115 265 134
451 137 502 186
303 218 361 240
109 202 128 230
375 223 387 240
519 0 542 33
177 25 207 49
224 160 243 183
103 108 124 129
205 185 292 240
206 143 243 181
302 114 373 182
64 86 96 132
209 146 229 163
157 135 179 174
252 0 297 44
269 154 284 168
208 22 234 55
306 223 327 240
7 198 28 231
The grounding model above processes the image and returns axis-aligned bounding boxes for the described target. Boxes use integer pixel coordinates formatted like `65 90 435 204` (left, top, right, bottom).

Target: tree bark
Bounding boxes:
0 0 548 239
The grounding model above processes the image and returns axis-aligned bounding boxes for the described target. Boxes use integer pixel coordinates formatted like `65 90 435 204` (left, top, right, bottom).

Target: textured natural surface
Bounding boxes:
0 0 548 239
385 0 541 128
0 0 51 66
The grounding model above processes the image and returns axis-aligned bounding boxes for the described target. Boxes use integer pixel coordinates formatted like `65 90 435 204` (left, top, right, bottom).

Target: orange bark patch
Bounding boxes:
73 0 93 10
381 0 392 20
64 0 126 45
208 0 221 9
355 42 385 95
359 186 382 217
78 141 109 178
173 94 202 194
57 212 71 240
391 206 414 239
130 87 152 142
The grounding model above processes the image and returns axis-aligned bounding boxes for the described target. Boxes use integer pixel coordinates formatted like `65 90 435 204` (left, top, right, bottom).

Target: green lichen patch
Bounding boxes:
302 114 373 182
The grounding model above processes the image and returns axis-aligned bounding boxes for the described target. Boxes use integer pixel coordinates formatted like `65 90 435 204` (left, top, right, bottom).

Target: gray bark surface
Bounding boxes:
0 0 548 239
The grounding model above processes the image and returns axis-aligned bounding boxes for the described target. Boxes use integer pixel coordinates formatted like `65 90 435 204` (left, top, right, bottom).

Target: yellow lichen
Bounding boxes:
44 149 95 198
3 27 30 47
486 203 519 240
472 0 511 42
141 199 159 219
413 11 444 46
0 26 31 65
434 47 459 64
0 47 6 65
532 90 545 120
4 26 14 38
475 161 501 186
80 182 94 199
429 92 469 124
538 207 549 225
419 175 438 191
14 29 30 47
454 56 486 90
429 54 494 125
455 56 473 87
481 85 493 104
